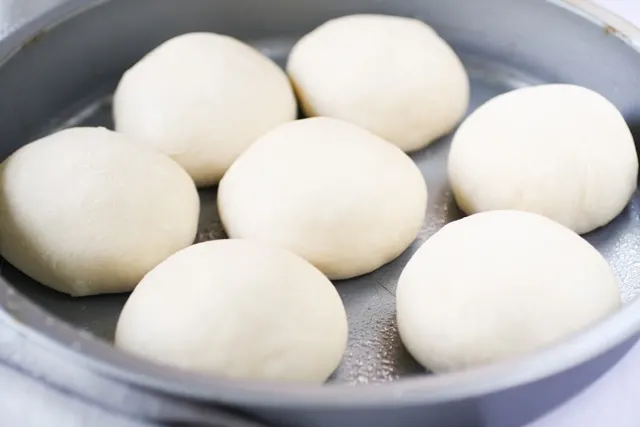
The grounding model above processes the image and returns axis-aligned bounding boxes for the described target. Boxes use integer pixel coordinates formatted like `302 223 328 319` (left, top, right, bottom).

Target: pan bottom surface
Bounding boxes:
3 38 640 385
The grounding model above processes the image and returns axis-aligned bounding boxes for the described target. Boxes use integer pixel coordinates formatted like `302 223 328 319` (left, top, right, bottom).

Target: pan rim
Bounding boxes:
1 0 640 409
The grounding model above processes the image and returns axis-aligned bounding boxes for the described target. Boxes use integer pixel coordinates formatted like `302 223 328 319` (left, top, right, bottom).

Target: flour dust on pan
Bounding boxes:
4 40 640 385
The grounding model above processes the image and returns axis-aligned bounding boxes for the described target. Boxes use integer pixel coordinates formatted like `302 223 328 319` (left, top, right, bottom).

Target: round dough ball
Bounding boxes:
115 239 348 382
218 117 428 280
397 210 621 373
287 14 469 152
114 32 297 187
0 127 199 297
448 84 638 234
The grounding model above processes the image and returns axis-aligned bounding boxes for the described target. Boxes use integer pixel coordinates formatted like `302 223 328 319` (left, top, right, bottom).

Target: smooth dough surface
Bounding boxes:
114 32 297 187
0 127 199 297
218 117 428 280
448 84 638 234
287 14 469 152
397 210 621 373
115 239 348 383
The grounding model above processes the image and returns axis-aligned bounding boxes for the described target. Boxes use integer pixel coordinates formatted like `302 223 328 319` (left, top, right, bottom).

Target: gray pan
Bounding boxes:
1 0 640 426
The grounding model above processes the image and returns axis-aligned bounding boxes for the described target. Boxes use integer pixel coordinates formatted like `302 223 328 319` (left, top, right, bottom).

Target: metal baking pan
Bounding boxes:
1 0 640 426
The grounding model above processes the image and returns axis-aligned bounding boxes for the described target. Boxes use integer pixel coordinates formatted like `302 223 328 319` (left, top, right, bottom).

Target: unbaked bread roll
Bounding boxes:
397 210 620 373
115 239 348 383
448 84 638 234
114 32 297 187
287 14 469 152
0 127 199 297
217 117 427 280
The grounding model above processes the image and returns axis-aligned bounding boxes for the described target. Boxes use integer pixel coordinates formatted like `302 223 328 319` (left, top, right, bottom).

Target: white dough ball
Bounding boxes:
218 117 427 280
114 32 297 187
115 239 348 382
287 14 469 152
397 210 621 373
449 84 638 234
0 127 199 297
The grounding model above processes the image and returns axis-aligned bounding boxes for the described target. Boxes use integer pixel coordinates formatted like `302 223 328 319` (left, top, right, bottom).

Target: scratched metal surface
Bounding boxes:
2 41 639 386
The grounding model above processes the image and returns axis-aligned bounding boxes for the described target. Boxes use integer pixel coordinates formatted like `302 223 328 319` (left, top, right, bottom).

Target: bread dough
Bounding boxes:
397 210 621 373
0 127 199 297
448 84 638 234
115 239 348 382
114 32 297 187
287 14 469 152
217 117 428 280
